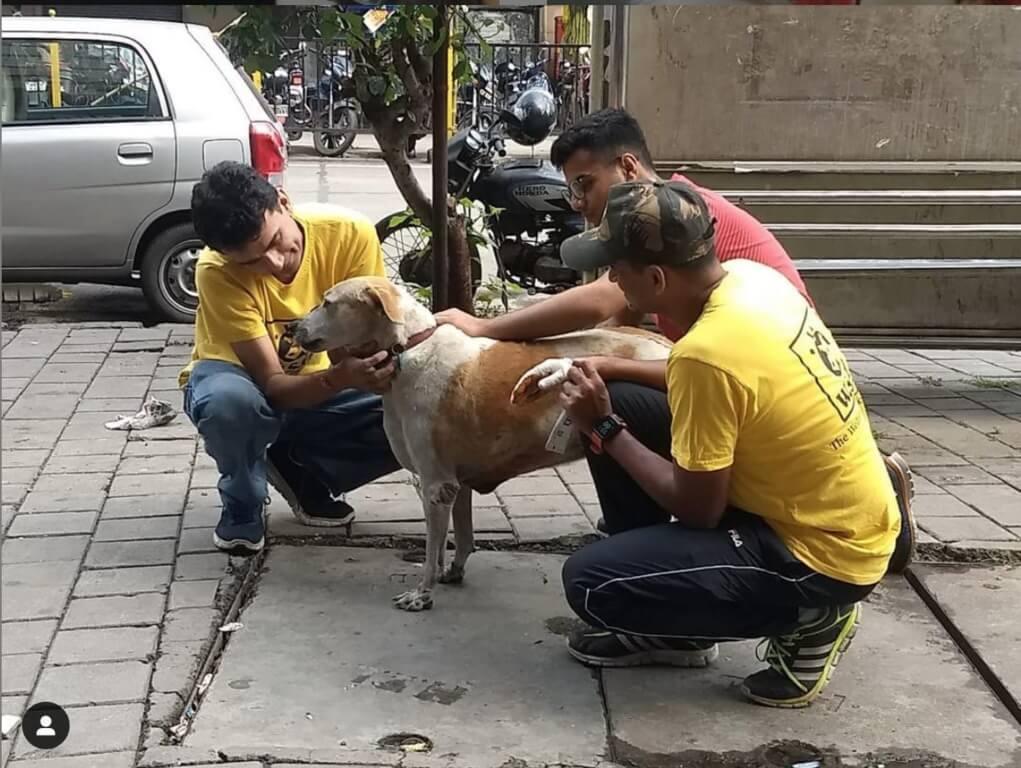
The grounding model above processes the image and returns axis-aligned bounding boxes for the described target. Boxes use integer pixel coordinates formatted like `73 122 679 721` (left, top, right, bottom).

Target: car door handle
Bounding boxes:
118 143 153 158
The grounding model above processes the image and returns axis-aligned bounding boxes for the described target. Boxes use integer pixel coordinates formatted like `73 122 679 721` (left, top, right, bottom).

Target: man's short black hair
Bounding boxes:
191 161 280 253
549 108 655 170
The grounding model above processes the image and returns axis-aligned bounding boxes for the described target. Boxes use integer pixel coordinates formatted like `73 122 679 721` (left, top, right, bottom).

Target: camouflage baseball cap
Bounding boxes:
561 179 716 271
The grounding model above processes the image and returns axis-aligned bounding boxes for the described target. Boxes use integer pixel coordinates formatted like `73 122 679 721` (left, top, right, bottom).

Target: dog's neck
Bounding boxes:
391 295 438 354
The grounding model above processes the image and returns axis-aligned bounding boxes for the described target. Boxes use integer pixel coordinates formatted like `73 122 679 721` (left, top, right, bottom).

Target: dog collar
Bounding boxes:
389 326 437 373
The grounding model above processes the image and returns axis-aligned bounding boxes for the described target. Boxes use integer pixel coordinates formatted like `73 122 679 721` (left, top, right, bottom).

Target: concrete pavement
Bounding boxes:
2 322 1021 767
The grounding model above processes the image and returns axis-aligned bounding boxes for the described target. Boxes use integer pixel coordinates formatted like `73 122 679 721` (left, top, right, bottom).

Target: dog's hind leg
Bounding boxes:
440 486 473 585
393 479 457 612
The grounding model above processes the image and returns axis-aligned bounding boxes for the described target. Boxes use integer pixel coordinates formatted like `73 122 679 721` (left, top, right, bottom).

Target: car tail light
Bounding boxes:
250 121 287 186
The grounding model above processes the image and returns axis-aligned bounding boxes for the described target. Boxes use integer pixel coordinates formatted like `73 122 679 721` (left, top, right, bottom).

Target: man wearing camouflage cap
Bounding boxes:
552 178 906 708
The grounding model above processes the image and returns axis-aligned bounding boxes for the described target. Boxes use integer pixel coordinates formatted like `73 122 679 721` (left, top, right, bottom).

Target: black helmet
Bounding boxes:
502 87 556 146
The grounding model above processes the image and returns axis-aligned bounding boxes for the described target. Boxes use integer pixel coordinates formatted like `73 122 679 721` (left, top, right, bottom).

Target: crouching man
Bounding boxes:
179 161 400 554
554 179 912 708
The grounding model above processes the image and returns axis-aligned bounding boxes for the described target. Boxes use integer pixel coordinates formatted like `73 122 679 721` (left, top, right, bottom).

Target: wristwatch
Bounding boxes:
588 414 627 454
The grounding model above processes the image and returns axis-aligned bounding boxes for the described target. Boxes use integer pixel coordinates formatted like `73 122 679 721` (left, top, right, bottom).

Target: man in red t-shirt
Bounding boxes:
436 108 915 565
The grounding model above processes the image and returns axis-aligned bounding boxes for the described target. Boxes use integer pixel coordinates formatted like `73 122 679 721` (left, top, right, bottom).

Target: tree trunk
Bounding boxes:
446 208 473 314
378 141 432 229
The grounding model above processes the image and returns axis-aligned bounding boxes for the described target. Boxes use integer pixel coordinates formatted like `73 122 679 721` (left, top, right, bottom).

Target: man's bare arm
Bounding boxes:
591 357 668 391
603 430 730 528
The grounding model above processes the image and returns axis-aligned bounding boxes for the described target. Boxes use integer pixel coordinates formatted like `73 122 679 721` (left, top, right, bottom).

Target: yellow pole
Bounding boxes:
447 32 455 136
252 70 262 91
49 42 62 108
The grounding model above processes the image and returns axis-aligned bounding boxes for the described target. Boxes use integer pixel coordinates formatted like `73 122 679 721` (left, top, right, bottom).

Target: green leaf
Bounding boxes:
387 210 414 230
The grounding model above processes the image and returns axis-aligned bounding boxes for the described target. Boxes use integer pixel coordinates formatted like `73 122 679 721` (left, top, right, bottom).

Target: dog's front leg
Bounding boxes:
439 486 473 585
393 480 458 612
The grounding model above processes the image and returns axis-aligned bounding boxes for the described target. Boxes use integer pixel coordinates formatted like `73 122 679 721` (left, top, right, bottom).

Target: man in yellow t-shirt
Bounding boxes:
553 179 914 708
181 161 400 555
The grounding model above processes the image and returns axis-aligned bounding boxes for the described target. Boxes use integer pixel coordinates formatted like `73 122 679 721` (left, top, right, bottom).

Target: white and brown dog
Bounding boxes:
290 276 670 611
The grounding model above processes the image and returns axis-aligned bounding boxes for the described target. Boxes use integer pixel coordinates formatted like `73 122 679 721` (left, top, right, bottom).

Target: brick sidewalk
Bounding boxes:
2 322 1021 765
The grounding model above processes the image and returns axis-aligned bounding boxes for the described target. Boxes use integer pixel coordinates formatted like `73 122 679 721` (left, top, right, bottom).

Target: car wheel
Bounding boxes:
141 222 202 324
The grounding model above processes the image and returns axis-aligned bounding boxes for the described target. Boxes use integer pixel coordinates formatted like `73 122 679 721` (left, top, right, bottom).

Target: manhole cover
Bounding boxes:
378 732 433 753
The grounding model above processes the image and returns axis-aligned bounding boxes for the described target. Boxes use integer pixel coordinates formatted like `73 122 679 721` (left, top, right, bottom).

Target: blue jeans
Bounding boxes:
183 360 400 523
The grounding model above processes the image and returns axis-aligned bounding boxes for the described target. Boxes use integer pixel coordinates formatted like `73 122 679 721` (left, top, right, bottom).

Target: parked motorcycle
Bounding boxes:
376 88 585 295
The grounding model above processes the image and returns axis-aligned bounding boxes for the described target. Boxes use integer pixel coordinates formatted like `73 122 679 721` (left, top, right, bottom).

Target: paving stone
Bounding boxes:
1 695 28 719
33 660 151 706
168 579 221 610
84 377 152 399
2 466 39 486
497 476 571 497
1 562 77 620
21 380 90 397
872 404 938 419
73 565 172 597
177 527 218 555
50 437 126 458
75 397 145 414
127 423 196 441
566 482 598 505
42 453 121 474
4 396 78 421
188 468 219 489
111 341 166 354
0 619 57 654
554 461 591 484
471 504 513 532
7 752 137 768
502 494 584 518
123 438 195 457
895 416 1018 459
107 471 189 498
174 553 229 582
67 329 119 343
1 420 65 451
117 453 193 475
948 483 1021 527
1 377 30 400
2 483 30 505
48 626 159 664
871 434 969 467
62 593 165 629
118 328 171 343
349 520 425 537
49 352 107 364
6 511 97 537
919 516 1015 542
101 494 185 519
32 472 111 494
146 690 183 728
1 535 89 564
3 358 45 378
511 514 594 542
914 493 983 517
917 465 1002 485
473 490 500 507
151 640 205 693
94 516 180 542
984 459 1021 490
162 609 217 645
1 450 50 469
85 540 176 569
18 490 106 514
1 653 43 695
58 411 125 440
31 362 101 383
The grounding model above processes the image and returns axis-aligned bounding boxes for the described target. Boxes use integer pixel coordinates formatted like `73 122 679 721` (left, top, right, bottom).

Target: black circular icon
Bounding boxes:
22 702 69 750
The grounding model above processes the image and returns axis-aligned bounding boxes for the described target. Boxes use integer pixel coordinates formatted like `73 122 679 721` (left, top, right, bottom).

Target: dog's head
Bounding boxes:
289 276 412 356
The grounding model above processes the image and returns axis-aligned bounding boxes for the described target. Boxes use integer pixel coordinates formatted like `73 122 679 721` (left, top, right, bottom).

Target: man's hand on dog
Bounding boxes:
558 359 612 435
325 350 396 394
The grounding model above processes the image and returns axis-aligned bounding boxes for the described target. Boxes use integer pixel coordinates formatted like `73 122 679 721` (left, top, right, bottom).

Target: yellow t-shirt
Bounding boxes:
178 203 385 387
666 259 898 586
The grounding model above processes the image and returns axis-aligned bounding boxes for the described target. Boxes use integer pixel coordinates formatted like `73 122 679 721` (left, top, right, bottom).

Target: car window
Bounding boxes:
1 38 163 125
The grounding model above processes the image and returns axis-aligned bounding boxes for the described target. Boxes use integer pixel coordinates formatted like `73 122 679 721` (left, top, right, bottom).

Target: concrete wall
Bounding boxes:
624 5 1021 162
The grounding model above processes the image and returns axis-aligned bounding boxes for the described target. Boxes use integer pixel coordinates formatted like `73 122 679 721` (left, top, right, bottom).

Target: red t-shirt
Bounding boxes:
654 173 810 341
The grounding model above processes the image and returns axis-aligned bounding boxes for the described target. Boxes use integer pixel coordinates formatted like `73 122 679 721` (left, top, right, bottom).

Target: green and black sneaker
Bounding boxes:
741 603 861 708
568 626 718 668
884 451 917 574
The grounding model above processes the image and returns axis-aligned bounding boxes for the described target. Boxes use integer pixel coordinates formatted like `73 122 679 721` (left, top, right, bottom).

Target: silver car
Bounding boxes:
1 16 288 322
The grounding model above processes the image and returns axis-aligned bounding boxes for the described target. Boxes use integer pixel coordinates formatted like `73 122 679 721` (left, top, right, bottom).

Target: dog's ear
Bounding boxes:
363 283 404 324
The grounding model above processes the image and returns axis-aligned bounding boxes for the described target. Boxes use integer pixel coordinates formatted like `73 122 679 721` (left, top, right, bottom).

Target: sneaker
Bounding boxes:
884 451 916 574
266 442 357 528
213 506 267 555
741 603 861 708
567 625 719 668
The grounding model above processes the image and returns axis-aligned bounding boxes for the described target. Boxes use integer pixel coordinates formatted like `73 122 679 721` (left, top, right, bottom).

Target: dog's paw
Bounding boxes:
392 588 434 612
438 563 465 585
510 358 573 405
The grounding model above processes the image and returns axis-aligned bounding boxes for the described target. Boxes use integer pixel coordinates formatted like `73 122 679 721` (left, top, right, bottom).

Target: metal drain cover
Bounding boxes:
378 732 433 753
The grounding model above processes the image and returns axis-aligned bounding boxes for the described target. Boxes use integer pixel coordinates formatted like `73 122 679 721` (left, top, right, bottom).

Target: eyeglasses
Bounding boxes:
567 156 624 201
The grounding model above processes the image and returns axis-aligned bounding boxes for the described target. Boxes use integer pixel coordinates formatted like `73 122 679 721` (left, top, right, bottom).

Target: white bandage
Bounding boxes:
510 357 573 404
